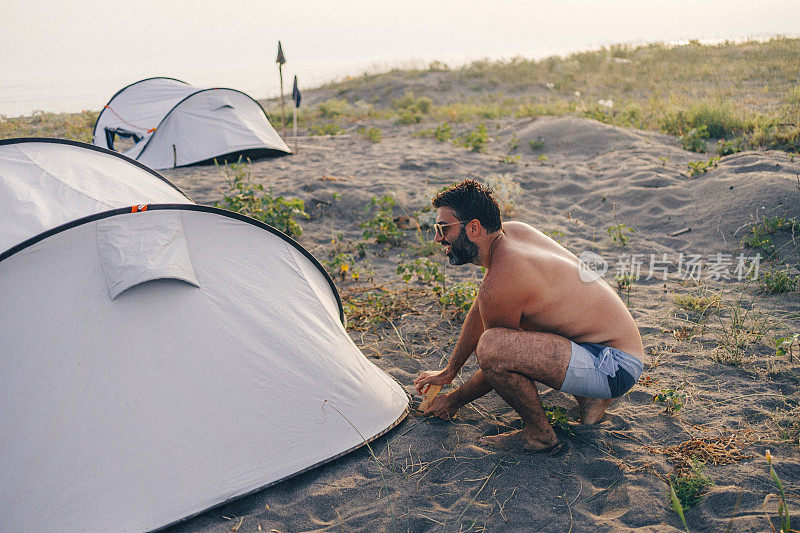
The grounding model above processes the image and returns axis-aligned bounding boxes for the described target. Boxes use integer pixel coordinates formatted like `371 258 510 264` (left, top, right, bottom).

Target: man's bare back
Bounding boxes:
483 221 643 358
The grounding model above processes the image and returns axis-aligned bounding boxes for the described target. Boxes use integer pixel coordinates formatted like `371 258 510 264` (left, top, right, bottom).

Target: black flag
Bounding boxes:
291 76 301 108
276 41 286 65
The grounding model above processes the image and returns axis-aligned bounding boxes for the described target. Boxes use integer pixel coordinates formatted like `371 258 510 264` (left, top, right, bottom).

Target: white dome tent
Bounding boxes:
0 139 409 532
92 77 291 170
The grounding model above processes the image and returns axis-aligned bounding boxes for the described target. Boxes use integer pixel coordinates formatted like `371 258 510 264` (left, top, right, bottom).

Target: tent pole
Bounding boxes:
293 106 297 153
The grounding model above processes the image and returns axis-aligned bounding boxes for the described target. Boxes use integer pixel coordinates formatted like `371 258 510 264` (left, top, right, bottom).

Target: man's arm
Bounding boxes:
414 297 484 394
444 296 485 378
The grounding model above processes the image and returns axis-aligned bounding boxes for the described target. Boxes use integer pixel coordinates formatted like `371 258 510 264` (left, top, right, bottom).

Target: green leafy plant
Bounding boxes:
358 126 382 143
775 333 798 362
537 154 549 163
669 460 713 510
361 195 404 245
608 224 635 248
758 268 798 294
544 405 573 435
458 123 489 152
393 92 432 124
717 138 746 156
508 134 520 151
439 281 479 319
501 154 520 164
397 257 445 294
213 158 308 237
687 156 719 176
529 136 545 150
681 125 709 152
324 253 362 282
674 294 721 322
741 214 799 255
654 388 687 413
434 122 453 141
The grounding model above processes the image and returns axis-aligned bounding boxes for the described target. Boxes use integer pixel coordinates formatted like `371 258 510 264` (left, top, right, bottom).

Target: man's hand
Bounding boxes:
414 369 454 395
422 393 461 419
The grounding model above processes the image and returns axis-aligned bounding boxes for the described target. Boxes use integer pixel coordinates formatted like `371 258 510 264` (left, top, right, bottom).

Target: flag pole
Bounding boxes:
276 41 286 134
291 75 301 155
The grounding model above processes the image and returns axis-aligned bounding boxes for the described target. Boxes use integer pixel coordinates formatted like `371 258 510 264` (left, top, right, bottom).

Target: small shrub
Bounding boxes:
393 92 432 124
758 268 798 294
358 126 382 143
397 109 422 125
544 405 573 434
361 195 404 245
661 101 743 139
309 123 343 136
439 281 479 319
669 460 713 510
508 134 519 152
608 223 635 248
687 156 719 176
537 154 549 163
674 294 721 321
318 98 349 118
434 122 453 142
528 136 546 150
717 138 746 156
681 125 709 152
654 388 687 413
458 123 489 152
213 158 308 237
324 253 362 281
393 92 433 113
775 333 798 363
397 257 445 294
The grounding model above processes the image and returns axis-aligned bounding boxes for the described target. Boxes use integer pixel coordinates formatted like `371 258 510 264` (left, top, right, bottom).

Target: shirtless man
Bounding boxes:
414 180 644 452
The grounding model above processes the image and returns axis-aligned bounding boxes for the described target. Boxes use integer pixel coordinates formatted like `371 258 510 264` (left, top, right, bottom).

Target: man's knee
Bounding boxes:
476 328 508 371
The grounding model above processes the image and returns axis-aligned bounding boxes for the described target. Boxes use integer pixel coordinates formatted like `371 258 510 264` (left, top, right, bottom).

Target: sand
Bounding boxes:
161 116 799 532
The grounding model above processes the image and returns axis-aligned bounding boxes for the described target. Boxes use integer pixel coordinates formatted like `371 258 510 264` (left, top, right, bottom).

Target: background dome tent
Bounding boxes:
0 142 409 531
92 77 291 170
0 137 192 253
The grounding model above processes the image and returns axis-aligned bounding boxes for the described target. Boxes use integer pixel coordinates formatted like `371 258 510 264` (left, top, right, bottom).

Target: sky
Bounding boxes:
2 1 799 116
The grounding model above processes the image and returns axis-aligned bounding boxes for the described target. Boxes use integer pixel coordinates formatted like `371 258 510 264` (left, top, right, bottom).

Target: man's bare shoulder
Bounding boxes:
501 220 536 236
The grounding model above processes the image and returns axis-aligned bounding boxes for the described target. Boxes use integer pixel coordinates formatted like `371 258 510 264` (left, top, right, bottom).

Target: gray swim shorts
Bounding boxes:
559 341 643 399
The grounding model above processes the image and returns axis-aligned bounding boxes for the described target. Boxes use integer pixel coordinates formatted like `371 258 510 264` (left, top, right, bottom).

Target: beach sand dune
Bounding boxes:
162 117 798 532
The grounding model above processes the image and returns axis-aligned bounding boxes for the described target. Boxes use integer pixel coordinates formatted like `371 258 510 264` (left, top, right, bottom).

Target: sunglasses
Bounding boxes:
434 220 466 239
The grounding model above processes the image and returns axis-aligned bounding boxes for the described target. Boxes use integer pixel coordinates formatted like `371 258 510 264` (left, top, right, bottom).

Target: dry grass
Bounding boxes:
647 434 754 476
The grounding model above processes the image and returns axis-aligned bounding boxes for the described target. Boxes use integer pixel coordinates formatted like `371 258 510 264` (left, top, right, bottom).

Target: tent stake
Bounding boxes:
172 145 177 168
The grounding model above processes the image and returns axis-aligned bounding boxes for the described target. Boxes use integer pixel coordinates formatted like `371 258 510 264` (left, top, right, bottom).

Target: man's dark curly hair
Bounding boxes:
432 179 502 232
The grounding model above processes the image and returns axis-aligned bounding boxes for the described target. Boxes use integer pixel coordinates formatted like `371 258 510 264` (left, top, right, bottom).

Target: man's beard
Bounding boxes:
444 226 479 266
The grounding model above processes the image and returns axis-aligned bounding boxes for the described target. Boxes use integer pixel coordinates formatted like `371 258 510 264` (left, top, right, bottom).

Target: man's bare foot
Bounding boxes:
576 397 613 424
478 429 559 453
